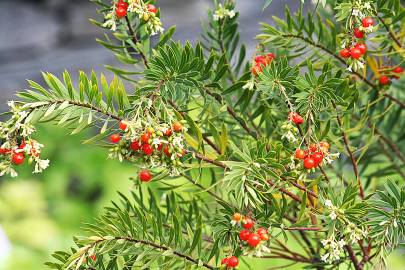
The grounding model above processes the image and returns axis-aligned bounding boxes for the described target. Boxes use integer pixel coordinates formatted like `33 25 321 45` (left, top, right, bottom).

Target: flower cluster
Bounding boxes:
108 118 188 176
321 200 368 263
231 213 271 257
213 4 236 21
0 101 50 177
103 0 164 35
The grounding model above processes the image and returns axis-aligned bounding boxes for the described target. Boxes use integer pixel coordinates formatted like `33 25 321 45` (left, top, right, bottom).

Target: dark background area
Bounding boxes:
0 0 304 107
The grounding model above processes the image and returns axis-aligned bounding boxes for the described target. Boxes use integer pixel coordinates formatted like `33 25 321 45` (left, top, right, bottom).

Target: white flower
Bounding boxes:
329 211 337 220
34 159 50 173
281 131 298 143
325 199 333 208
364 2 372 9
213 4 236 21
352 9 360 16
243 81 255 90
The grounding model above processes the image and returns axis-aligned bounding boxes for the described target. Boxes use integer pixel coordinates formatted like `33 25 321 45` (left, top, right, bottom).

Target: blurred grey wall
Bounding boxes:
0 0 303 108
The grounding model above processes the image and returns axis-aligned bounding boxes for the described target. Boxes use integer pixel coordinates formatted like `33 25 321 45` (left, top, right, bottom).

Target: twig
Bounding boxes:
332 102 364 199
376 14 402 48
345 245 362 270
125 16 149 68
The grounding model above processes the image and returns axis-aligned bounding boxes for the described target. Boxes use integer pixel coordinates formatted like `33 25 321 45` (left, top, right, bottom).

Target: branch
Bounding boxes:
282 34 405 109
203 88 258 139
375 14 402 48
332 102 364 199
345 245 362 270
125 16 149 69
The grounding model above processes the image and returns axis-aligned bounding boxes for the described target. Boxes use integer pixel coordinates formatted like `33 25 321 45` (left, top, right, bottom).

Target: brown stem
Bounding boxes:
346 245 362 270
332 102 364 199
267 179 302 203
125 16 149 68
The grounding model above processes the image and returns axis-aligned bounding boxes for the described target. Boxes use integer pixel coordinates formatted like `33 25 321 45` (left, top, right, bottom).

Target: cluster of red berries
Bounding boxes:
110 120 186 182
115 0 157 19
288 111 304 125
378 66 404 85
295 141 330 169
339 17 374 60
0 141 38 166
233 213 269 248
251 53 275 76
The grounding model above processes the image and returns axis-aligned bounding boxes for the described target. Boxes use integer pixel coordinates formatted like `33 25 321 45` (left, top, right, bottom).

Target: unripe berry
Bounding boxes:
239 229 251 241
295 149 306 159
139 170 152 182
141 133 150 144
260 233 269 241
247 233 261 247
172 122 183 132
319 141 330 150
242 217 254 229
164 128 172 137
251 65 262 76
362 17 374 27
110 134 121 143
232 212 242 222
12 152 25 165
339 48 351 58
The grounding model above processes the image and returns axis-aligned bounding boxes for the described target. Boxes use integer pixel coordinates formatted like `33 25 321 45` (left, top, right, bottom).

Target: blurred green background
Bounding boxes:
0 125 403 270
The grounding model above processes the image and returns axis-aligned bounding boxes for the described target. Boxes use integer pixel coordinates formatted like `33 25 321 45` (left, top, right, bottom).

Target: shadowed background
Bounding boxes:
0 1 403 269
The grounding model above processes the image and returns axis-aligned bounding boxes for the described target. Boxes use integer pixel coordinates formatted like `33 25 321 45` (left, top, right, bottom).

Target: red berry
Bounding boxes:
116 6 127 18
147 4 157 14
139 170 152 182
251 65 262 76
239 229 251 241
141 133 150 144
260 233 269 241
350 47 363 59
157 143 163 151
172 122 183 133
130 140 141 151
142 144 153 156
0 148 10 155
90 254 97 262
119 120 128 131
379 76 390 85
362 17 374 27
177 148 186 157
221 257 229 265
163 145 171 157
353 28 364 38
304 157 316 169
110 134 121 143
295 149 306 159
267 53 275 59
309 143 318 152
339 48 351 58
12 152 25 165
312 152 324 165
116 0 128 9
247 233 261 247
19 141 27 149
354 43 367 55
289 112 304 125
256 227 267 235
255 55 268 66
242 217 254 229
164 129 172 137
227 256 239 268
393 66 404 74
